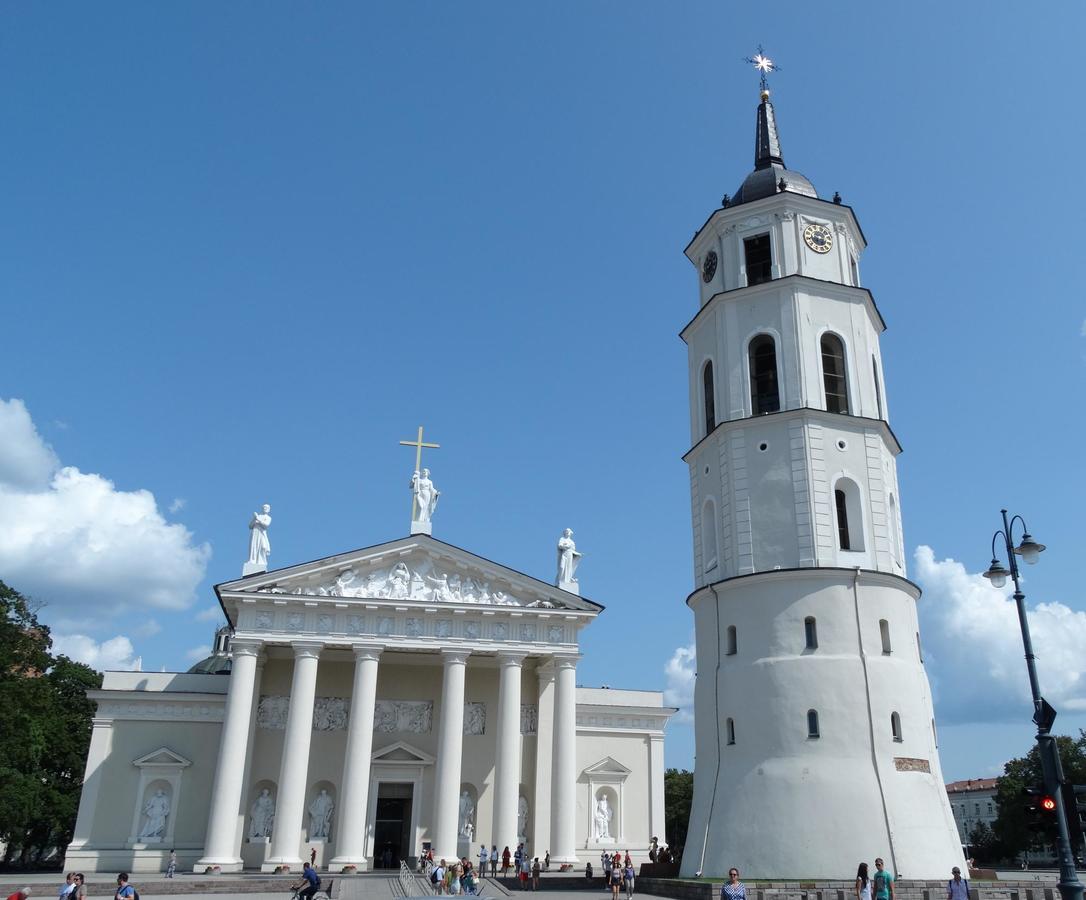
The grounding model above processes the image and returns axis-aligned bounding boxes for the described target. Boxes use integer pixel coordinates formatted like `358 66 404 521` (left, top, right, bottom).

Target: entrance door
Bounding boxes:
373 782 414 868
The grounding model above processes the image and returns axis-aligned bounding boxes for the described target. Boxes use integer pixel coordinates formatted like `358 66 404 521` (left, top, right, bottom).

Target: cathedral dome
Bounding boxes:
727 90 818 207
186 654 232 674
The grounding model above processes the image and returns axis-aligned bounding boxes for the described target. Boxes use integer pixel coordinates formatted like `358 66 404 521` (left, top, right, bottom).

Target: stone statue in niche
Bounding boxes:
556 528 581 588
517 796 529 843
458 790 475 838
247 505 272 567
138 787 171 841
308 789 335 840
249 788 275 839
593 793 613 841
410 468 440 525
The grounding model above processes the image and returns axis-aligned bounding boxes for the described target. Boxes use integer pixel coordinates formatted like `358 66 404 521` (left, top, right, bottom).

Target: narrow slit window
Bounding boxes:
804 616 818 650
703 360 716 434
835 489 851 550
891 711 902 742
821 333 849 414
880 619 891 654
749 335 780 414
744 234 772 285
872 356 883 419
726 625 737 656
807 709 820 739
726 717 735 745
702 499 718 574
850 255 858 286
916 631 923 662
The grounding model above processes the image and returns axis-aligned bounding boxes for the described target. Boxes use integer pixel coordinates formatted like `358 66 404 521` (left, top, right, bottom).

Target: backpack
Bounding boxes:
431 870 439 885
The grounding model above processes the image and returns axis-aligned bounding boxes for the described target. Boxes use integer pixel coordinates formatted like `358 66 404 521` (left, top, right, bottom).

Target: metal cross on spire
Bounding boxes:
744 45 780 94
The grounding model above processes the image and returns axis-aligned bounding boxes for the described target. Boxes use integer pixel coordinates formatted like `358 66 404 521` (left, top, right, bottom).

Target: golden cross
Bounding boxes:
400 426 440 520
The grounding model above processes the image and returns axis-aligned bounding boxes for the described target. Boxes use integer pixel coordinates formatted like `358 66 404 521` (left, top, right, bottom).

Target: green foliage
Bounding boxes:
0 581 101 866
967 821 1010 866
993 731 1086 857
664 768 693 855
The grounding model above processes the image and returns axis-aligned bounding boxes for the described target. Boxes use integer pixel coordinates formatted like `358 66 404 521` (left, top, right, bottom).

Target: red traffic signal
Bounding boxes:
1041 796 1057 812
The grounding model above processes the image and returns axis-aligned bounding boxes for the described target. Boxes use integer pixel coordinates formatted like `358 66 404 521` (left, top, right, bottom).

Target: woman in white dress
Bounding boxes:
856 862 871 900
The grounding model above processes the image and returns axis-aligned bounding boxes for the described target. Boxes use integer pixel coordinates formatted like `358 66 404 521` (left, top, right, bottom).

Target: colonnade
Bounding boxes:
194 640 579 872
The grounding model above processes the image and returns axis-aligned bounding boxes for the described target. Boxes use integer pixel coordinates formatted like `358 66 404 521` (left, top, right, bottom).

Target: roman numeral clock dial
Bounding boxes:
803 223 833 253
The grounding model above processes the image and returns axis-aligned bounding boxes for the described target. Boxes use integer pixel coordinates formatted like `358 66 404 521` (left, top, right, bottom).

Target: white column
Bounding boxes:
266 641 322 870
648 734 666 845
330 643 383 872
549 653 579 863
431 648 470 861
492 652 526 853
196 639 262 872
531 662 555 856
66 718 114 856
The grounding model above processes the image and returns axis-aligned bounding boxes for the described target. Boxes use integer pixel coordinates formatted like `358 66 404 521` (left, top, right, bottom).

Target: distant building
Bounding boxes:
946 778 999 845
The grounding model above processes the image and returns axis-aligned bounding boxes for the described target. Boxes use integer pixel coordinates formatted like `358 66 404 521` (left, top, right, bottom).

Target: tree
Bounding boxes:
664 768 693 856
0 581 101 867
968 821 1010 866
993 731 1086 858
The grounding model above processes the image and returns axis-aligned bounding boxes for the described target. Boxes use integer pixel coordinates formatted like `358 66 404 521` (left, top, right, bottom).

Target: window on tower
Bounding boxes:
872 356 883 419
703 360 716 434
748 334 780 414
744 234 773 285
726 717 735 745
807 709 820 739
834 489 851 550
702 498 718 574
880 618 892 654
820 333 849 414
833 477 865 552
891 711 903 742
726 625 737 656
804 616 818 650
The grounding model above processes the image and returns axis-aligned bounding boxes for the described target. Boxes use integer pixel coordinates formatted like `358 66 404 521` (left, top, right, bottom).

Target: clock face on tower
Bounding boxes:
803 223 833 254
702 250 718 283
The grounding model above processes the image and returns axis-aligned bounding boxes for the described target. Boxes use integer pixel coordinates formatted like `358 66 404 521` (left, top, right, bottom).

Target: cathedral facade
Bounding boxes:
65 532 672 873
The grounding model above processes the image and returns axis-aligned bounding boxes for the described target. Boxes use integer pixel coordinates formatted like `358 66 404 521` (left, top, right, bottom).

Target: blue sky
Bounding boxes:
2 2 1085 781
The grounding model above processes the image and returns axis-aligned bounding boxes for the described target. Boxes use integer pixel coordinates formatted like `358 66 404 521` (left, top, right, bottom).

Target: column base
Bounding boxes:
262 858 303 873
193 857 244 873
431 847 460 864
329 857 371 873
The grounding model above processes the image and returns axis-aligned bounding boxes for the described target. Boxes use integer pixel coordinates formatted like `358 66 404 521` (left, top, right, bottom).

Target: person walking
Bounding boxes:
608 859 623 900
532 857 541 891
501 847 511 877
166 850 177 879
721 868 745 900
433 859 447 895
491 847 498 878
58 875 75 900
873 858 895 900
520 854 531 890
856 863 871 900
114 874 135 900
69 876 85 900
947 867 969 900
479 845 489 880
544 851 550 871
623 859 635 899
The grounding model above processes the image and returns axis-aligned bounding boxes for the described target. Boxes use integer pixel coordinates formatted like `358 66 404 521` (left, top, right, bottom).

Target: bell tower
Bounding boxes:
679 61 964 879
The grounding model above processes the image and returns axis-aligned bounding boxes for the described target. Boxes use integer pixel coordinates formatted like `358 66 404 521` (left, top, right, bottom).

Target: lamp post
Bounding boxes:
982 510 1081 900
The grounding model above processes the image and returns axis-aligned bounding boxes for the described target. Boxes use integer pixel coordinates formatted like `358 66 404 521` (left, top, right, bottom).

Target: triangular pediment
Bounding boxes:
216 534 602 613
372 740 434 765
133 747 191 769
583 756 631 777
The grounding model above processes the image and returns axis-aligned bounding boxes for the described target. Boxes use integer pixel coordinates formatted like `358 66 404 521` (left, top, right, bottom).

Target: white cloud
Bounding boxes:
664 637 697 724
914 545 1086 724
52 633 140 671
195 605 223 623
132 619 162 638
186 644 211 662
0 397 211 621
0 399 60 489
169 498 186 513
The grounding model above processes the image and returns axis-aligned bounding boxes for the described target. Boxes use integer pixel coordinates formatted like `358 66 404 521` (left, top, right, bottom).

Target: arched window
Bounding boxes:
726 717 735 745
821 333 849 414
807 709 820 739
702 499 718 574
726 625 737 656
880 619 892 654
891 712 902 742
872 356 883 419
702 360 716 434
833 477 865 552
804 616 818 650
749 334 780 414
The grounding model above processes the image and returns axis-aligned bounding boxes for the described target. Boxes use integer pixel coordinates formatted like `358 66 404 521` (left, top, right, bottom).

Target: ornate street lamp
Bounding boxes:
984 510 1080 900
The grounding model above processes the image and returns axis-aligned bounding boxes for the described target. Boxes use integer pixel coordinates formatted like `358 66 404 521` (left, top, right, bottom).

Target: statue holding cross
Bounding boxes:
400 426 441 534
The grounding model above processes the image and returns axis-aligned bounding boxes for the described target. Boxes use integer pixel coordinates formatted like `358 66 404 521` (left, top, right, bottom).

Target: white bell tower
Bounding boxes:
679 76 965 879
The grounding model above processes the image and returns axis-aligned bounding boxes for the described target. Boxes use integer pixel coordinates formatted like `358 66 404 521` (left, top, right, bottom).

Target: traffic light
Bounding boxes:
1024 786 1058 833
1061 783 1086 853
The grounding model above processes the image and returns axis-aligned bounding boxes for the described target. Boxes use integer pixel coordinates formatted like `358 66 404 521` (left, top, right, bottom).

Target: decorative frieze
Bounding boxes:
464 702 486 735
374 700 433 734
96 699 224 722
894 756 931 773
520 704 538 735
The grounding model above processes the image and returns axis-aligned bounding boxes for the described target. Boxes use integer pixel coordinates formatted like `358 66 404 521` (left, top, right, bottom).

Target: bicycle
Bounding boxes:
289 878 334 900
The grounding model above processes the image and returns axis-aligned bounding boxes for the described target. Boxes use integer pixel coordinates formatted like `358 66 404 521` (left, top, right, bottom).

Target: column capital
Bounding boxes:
351 642 384 662
551 651 581 670
497 650 529 667
231 638 264 658
290 640 324 659
440 647 471 666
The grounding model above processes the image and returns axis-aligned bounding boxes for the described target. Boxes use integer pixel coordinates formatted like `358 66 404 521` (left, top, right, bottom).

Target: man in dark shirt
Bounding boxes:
292 863 320 900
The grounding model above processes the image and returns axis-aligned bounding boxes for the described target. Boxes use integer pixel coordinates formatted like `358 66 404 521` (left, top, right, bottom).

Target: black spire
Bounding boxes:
754 90 785 170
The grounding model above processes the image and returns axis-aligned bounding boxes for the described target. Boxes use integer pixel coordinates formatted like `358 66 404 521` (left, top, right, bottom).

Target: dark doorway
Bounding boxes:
373 782 413 868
